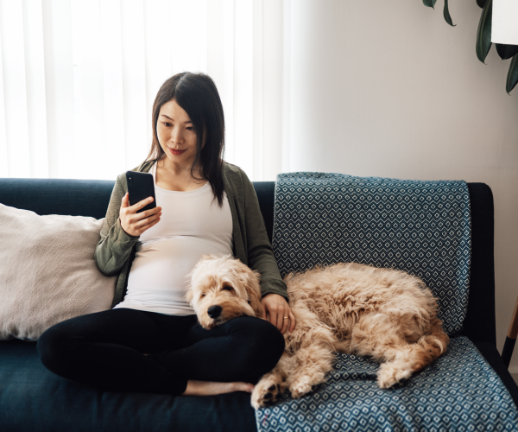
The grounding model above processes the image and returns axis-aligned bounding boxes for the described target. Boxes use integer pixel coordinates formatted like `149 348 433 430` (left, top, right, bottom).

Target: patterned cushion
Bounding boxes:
272 172 471 336
256 337 518 431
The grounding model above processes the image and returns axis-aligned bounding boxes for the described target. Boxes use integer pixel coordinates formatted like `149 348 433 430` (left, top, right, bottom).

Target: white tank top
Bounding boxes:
115 164 233 315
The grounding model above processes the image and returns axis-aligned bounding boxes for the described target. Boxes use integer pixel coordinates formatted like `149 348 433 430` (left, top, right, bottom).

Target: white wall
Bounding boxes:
283 1 518 371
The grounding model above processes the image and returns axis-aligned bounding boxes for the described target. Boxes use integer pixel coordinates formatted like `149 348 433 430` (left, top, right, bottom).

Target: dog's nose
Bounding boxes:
207 305 222 319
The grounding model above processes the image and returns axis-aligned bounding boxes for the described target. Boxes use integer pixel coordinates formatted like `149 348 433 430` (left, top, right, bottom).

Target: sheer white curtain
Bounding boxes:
0 0 291 181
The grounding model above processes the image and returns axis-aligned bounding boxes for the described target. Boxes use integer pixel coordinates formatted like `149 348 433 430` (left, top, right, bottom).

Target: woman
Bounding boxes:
38 72 295 397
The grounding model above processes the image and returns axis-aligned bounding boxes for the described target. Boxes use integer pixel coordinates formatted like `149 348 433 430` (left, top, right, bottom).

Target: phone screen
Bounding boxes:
126 171 157 213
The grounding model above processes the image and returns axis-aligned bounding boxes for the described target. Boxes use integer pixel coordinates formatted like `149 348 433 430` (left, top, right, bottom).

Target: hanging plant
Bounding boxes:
423 0 518 94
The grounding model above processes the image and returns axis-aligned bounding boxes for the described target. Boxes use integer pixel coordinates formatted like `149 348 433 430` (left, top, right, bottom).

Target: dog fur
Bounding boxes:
186 255 264 330
187 255 449 409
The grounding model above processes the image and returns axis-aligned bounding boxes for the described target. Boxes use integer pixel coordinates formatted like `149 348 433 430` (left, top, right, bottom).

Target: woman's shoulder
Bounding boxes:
222 161 249 181
222 162 255 200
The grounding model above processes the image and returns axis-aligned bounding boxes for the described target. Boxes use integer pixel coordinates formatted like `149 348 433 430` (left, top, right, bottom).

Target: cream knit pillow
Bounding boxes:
0 204 116 341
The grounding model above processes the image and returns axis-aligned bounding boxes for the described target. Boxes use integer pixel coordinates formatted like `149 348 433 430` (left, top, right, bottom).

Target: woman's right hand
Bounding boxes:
119 193 162 237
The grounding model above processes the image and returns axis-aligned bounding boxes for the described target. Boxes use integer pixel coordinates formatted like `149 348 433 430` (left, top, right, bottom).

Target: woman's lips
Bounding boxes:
170 148 185 155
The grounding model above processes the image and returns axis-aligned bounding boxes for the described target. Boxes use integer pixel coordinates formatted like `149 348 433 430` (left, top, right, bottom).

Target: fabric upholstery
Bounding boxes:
0 178 113 220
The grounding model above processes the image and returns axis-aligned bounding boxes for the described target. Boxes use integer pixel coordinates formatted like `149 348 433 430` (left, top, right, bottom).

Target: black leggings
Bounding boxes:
37 308 285 395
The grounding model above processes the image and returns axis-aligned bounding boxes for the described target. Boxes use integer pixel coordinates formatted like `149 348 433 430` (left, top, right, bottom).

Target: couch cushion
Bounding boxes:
0 204 115 340
256 337 518 432
273 172 471 336
0 340 257 432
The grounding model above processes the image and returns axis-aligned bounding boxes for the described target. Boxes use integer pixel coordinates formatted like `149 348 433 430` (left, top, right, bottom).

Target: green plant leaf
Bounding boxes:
506 54 518 94
477 0 488 8
423 0 437 8
496 44 518 60
443 0 456 26
476 0 492 63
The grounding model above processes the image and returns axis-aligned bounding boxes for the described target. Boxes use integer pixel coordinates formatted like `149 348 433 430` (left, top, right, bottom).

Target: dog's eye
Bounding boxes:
200 293 206 298
222 285 234 292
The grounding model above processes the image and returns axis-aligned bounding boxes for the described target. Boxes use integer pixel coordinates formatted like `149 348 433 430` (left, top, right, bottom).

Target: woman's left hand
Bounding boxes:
261 294 296 334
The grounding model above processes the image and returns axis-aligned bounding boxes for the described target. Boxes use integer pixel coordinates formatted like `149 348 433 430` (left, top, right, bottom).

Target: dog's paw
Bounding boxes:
377 364 412 389
251 378 284 409
289 377 316 399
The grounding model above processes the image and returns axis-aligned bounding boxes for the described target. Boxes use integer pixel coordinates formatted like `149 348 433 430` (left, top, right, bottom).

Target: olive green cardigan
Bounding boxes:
94 160 288 308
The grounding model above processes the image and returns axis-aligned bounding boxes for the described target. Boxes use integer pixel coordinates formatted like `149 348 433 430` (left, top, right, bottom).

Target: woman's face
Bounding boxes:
156 99 200 169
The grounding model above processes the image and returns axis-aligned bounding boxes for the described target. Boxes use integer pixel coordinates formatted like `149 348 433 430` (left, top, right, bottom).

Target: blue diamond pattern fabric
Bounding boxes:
255 337 518 432
272 172 471 336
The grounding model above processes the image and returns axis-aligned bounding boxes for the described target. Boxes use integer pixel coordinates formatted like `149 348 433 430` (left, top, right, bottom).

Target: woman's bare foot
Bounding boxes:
182 380 254 396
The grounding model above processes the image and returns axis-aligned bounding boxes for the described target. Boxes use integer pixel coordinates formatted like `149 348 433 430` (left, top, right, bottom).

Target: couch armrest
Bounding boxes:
460 183 496 345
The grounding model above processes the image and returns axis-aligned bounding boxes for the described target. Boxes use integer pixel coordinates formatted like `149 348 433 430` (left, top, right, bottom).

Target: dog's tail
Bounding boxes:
412 317 449 373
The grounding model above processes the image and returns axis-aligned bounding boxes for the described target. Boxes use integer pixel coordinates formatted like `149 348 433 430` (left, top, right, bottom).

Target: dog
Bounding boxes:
187 254 449 409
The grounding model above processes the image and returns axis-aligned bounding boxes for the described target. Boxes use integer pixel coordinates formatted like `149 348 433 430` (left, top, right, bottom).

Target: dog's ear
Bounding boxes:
245 269 264 318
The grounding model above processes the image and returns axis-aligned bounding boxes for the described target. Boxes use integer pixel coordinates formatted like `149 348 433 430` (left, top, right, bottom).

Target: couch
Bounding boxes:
0 177 517 431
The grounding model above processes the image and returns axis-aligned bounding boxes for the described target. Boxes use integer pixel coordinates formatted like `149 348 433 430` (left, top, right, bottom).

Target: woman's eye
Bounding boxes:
163 122 172 127
186 126 194 131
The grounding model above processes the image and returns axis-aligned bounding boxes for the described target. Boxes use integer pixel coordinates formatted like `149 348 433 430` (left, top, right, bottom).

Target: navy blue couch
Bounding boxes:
0 178 517 431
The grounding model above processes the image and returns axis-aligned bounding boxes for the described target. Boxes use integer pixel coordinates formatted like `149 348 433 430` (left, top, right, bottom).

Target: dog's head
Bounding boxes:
186 255 264 329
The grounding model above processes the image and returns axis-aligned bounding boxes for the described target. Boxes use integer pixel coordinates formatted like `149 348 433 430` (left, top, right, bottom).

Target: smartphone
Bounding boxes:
126 171 157 213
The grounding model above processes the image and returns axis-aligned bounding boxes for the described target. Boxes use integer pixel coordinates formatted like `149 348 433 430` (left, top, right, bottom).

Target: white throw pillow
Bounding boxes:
0 204 116 341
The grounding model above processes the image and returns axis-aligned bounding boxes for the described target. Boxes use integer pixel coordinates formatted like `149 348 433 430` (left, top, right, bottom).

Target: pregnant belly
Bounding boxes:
126 235 232 297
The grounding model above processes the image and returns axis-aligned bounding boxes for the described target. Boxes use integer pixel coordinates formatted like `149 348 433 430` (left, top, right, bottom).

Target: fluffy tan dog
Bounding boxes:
187 255 449 409
186 255 264 330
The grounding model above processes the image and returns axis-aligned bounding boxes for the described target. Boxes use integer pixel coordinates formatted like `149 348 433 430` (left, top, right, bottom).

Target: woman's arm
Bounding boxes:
239 171 296 333
94 174 140 275
241 173 288 300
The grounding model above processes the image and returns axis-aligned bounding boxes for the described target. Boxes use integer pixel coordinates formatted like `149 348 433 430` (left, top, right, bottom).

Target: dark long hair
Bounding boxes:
146 72 225 206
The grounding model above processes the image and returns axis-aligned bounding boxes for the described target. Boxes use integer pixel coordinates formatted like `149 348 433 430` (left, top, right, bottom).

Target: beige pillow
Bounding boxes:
0 204 116 341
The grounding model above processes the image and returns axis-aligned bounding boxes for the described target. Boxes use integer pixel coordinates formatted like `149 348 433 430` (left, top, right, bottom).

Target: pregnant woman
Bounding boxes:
38 72 296 397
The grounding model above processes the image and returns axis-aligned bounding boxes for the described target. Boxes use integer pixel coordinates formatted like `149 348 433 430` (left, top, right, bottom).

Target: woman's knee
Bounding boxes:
229 317 285 372
256 319 285 355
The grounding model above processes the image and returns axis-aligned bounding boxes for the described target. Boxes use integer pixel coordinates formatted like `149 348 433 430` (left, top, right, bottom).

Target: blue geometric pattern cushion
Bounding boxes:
272 172 471 336
256 337 518 432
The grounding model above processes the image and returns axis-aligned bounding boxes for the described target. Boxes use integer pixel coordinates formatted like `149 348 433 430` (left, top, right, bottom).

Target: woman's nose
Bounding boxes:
171 127 183 145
